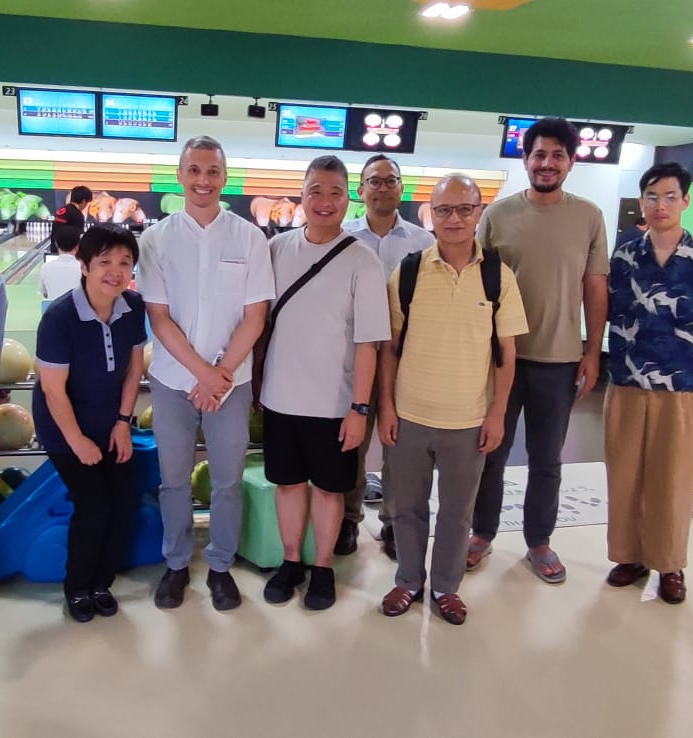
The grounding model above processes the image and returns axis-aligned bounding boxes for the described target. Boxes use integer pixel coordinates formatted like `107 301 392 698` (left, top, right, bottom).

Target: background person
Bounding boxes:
40 225 82 299
33 224 146 623
51 185 92 253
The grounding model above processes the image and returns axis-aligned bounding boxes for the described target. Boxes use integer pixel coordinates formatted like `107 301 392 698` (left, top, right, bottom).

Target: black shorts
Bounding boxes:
263 408 357 493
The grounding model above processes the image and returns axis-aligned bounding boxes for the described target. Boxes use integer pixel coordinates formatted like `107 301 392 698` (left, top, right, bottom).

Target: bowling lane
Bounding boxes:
0 231 48 274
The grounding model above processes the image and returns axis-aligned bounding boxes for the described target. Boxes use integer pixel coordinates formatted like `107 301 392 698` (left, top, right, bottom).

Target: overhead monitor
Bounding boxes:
101 93 178 141
571 122 628 165
345 108 419 154
17 88 98 138
275 103 348 150
499 116 538 159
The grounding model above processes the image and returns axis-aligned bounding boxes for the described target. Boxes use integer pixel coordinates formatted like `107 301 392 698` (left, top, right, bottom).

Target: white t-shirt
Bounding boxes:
39 254 82 299
137 208 275 392
261 228 391 418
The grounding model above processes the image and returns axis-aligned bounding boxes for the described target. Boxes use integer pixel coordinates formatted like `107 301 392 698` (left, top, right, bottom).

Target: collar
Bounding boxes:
181 206 225 232
429 239 483 264
352 211 407 236
72 287 131 324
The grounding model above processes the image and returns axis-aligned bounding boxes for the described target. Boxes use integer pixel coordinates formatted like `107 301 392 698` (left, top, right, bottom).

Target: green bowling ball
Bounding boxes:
191 460 211 506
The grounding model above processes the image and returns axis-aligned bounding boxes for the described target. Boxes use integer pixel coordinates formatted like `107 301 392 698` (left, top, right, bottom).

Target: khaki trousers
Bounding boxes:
604 384 693 572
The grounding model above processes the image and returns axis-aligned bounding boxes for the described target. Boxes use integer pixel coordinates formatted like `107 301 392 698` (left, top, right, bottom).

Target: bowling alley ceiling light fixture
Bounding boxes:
415 0 533 17
420 2 471 19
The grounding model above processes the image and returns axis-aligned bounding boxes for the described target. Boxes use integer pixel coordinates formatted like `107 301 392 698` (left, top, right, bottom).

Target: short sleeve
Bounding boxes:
387 266 405 336
36 304 72 367
136 229 168 304
244 227 276 306
585 208 610 275
353 251 391 344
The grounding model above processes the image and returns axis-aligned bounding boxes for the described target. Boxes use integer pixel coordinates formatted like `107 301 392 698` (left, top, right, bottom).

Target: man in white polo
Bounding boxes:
137 135 275 611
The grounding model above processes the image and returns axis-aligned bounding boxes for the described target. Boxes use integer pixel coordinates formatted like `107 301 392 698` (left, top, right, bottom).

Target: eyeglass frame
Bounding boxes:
430 203 483 218
361 175 402 190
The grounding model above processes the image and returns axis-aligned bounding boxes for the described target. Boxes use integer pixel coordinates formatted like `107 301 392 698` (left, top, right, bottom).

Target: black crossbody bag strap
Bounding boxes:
268 235 356 339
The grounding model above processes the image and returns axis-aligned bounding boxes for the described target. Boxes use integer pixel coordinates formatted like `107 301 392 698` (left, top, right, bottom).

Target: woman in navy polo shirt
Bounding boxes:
34 224 147 623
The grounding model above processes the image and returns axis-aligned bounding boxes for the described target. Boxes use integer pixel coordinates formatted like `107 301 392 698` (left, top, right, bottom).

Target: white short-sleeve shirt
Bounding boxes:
343 212 435 279
39 254 82 299
260 228 391 418
136 208 275 392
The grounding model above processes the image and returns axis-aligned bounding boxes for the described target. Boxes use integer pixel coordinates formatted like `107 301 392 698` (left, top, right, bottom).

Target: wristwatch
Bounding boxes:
116 413 133 424
350 402 370 416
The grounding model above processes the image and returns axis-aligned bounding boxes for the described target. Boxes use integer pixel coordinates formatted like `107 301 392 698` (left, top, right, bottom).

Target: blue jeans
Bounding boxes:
150 377 251 572
472 360 578 548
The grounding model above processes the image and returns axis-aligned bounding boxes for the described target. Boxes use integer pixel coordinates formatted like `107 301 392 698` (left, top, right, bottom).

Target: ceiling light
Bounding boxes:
421 3 471 20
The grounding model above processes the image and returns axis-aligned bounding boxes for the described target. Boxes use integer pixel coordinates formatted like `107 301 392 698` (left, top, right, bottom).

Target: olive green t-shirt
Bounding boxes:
477 190 608 363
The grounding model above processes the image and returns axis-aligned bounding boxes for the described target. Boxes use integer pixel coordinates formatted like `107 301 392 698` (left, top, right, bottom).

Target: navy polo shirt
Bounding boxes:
33 287 147 453
609 229 693 391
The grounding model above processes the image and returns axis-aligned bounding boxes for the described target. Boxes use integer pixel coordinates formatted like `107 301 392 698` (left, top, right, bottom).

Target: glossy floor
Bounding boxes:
2 380 692 738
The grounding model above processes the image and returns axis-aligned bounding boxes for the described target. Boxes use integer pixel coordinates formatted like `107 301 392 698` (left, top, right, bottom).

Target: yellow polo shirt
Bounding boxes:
389 242 528 430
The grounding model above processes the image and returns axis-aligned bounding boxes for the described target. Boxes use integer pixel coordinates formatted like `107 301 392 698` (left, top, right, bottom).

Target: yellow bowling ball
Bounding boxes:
0 339 32 384
142 342 153 379
0 404 34 450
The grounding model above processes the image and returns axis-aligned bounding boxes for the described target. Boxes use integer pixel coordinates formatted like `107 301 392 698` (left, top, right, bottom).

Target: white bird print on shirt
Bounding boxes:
675 244 693 260
624 354 651 389
610 319 639 344
613 249 639 268
642 367 679 391
631 278 688 317
673 327 693 345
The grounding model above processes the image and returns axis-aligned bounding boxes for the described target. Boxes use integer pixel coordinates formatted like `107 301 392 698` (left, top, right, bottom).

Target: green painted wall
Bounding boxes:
2 15 693 127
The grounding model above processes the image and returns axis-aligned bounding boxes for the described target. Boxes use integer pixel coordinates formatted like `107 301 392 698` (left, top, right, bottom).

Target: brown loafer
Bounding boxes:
659 571 686 604
606 563 649 587
382 586 423 617
432 592 467 625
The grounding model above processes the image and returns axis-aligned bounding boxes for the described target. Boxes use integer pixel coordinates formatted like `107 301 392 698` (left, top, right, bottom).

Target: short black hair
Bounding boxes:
305 155 349 185
70 186 93 204
639 161 692 196
77 224 138 288
360 154 401 182
523 117 580 159
54 225 80 253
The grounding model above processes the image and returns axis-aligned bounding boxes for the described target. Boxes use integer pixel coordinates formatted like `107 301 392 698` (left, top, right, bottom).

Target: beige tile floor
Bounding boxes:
1 521 692 738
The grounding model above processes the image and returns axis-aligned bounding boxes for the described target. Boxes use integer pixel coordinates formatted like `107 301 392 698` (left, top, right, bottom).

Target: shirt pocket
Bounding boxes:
467 300 493 342
217 260 246 294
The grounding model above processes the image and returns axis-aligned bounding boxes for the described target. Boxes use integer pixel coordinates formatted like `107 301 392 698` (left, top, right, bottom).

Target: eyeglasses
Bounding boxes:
431 203 482 218
362 176 401 190
643 193 681 207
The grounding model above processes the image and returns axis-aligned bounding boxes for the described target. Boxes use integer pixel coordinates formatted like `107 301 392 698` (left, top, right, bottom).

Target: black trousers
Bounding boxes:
472 360 579 548
49 450 136 597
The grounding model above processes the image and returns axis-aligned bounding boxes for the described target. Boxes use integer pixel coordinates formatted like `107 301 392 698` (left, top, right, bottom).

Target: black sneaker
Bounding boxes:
334 519 358 556
304 566 336 610
66 591 95 623
381 525 397 561
206 570 242 611
264 560 306 604
90 587 118 617
154 567 190 609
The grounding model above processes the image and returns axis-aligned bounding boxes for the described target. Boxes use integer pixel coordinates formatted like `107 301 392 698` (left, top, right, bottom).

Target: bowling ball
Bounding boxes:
138 405 153 429
0 466 31 490
142 342 153 379
249 407 263 444
196 425 205 445
0 338 32 384
0 404 34 450
191 460 211 506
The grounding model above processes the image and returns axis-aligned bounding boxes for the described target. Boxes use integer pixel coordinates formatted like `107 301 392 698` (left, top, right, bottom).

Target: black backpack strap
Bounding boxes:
396 251 423 358
269 235 356 336
480 248 503 367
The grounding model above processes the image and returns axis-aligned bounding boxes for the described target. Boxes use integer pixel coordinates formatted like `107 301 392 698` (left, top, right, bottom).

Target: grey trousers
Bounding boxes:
150 376 251 572
385 418 485 593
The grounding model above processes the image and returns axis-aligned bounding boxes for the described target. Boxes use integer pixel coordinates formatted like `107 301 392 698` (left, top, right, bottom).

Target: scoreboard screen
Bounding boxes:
17 88 98 137
101 93 177 141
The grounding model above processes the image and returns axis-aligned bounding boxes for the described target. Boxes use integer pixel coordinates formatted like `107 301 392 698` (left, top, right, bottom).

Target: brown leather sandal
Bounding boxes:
382 586 424 617
432 593 467 625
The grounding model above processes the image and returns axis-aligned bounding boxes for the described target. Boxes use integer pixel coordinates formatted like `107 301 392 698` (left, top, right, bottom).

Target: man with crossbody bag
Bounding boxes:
258 155 391 611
